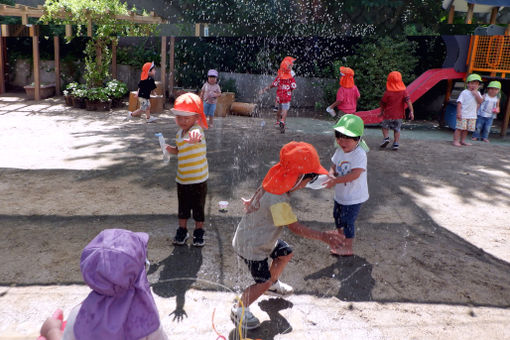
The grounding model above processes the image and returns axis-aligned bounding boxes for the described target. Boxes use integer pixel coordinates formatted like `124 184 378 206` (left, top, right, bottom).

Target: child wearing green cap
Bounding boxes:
324 114 369 256
472 81 501 143
454 73 483 147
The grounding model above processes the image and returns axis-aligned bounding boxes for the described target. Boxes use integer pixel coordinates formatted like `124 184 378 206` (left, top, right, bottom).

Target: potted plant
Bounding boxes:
85 87 111 111
24 82 56 100
105 80 128 108
72 86 88 109
63 82 79 106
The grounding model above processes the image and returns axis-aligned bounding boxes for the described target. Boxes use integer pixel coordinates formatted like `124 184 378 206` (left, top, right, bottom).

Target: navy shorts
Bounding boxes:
243 239 293 284
333 201 362 239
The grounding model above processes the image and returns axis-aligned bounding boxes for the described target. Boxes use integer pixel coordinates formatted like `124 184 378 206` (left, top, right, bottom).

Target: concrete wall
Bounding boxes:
219 72 335 108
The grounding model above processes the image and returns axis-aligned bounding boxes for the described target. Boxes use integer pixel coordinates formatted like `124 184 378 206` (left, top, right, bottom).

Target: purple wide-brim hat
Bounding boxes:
74 229 160 340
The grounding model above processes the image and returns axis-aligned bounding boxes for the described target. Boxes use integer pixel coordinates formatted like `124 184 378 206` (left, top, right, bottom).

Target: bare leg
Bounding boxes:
382 128 389 139
195 221 204 229
240 253 293 308
460 130 471 145
145 108 151 120
276 108 282 122
131 108 143 117
394 130 400 144
453 129 462 146
178 218 188 229
280 108 289 123
209 115 213 127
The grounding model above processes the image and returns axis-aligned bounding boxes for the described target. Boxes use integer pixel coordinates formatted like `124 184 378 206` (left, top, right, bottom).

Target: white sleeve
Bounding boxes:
331 149 340 166
456 90 466 103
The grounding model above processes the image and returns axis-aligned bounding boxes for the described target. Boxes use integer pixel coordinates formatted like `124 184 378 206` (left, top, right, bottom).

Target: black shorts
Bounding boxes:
177 181 207 222
243 239 293 284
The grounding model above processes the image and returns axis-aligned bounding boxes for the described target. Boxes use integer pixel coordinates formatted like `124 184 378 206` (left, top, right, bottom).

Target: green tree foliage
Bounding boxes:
40 0 157 87
324 36 418 111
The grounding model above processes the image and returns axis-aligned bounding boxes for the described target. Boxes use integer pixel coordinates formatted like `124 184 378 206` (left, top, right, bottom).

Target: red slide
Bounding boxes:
355 68 466 124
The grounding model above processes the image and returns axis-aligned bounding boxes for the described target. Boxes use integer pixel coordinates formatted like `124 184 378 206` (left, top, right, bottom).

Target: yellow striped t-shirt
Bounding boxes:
175 125 208 184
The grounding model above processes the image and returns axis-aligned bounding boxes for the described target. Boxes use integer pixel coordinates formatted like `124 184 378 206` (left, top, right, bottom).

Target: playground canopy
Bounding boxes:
442 0 510 24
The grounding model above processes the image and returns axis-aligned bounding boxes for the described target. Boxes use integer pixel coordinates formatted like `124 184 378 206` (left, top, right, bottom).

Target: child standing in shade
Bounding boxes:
260 56 297 133
379 71 414 150
472 80 501 143
326 67 360 118
128 62 158 123
454 73 483 146
324 114 369 256
165 93 209 247
200 69 221 128
230 141 344 330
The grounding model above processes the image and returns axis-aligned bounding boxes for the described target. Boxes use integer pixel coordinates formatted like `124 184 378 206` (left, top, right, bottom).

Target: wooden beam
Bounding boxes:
65 24 72 37
160 36 167 98
87 18 92 37
21 14 28 25
0 36 5 94
466 3 474 24
111 39 117 79
502 91 510 137
448 5 455 24
489 7 498 24
195 23 200 37
169 36 175 98
31 26 40 100
54 36 60 95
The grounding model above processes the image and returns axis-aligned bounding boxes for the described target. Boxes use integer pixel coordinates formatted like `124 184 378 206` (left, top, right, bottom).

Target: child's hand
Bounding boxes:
322 230 345 249
134 92 138 98
493 107 500 114
184 130 202 144
408 111 414 120
323 176 337 189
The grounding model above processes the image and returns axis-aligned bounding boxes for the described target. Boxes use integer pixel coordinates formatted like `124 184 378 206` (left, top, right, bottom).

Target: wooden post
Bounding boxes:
489 7 498 24
195 23 201 37
466 3 474 24
448 5 455 24
169 36 175 98
65 24 72 38
502 94 510 137
0 35 4 94
31 26 40 100
112 38 117 79
506 25 510 36
160 36 167 98
54 36 60 95
87 18 92 37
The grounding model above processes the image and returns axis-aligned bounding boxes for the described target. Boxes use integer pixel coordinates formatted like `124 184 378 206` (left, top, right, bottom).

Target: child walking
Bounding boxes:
128 62 159 123
260 56 297 133
454 73 483 146
38 229 169 340
472 80 501 143
324 114 369 256
326 67 360 118
200 69 221 128
379 71 414 150
165 93 209 247
231 141 345 330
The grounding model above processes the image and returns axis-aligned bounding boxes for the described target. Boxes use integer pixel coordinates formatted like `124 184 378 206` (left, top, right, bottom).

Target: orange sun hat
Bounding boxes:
140 62 155 80
171 93 208 129
277 56 296 80
339 67 355 88
262 141 328 195
386 71 406 91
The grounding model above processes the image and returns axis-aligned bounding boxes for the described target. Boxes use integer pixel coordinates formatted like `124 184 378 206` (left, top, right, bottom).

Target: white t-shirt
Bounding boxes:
331 145 369 205
457 89 481 119
478 94 498 118
232 192 297 261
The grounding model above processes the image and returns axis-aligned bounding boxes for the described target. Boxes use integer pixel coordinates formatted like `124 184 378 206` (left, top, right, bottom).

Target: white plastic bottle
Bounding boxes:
155 133 170 164
305 174 329 190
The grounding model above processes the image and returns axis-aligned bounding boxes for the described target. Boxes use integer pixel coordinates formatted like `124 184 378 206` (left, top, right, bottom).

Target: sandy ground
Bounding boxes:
0 95 509 339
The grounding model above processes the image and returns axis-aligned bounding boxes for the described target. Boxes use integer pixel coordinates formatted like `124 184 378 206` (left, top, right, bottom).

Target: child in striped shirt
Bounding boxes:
165 93 209 246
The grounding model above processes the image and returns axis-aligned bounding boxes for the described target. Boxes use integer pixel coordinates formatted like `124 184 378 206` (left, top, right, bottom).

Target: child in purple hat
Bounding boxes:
39 229 168 340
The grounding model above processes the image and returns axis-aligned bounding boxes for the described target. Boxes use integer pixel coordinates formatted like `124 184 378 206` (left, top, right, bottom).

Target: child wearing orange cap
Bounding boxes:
164 93 209 246
260 56 297 133
230 141 345 330
326 67 360 118
378 71 414 150
127 62 158 123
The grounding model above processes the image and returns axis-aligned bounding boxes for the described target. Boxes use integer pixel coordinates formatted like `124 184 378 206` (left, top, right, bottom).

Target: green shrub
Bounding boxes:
220 78 237 94
86 87 109 102
324 36 418 111
105 80 128 99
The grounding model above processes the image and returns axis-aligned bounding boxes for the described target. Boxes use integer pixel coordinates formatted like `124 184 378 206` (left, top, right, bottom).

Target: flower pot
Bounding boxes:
230 102 256 116
72 96 86 109
86 99 111 111
24 84 56 99
85 99 97 111
64 95 73 106
96 100 112 111
215 92 235 117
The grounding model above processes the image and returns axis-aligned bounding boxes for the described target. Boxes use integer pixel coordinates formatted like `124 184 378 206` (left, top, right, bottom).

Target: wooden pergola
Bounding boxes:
443 0 510 28
0 4 178 101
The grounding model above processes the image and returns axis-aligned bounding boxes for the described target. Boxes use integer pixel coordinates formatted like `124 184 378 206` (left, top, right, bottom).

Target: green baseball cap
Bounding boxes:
466 73 482 83
488 80 501 89
333 114 364 137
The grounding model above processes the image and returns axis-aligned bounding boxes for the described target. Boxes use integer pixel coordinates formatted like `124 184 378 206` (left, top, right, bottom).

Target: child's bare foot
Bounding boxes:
483 138 490 143
330 246 353 256
460 141 472 146
452 141 462 147
471 137 477 141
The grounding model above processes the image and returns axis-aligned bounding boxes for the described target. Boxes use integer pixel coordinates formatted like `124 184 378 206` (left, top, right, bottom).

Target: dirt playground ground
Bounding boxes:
0 95 509 339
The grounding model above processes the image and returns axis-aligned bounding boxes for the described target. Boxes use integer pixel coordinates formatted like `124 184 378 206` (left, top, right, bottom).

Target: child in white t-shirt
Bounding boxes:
324 114 369 256
472 80 501 143
454 74 483 147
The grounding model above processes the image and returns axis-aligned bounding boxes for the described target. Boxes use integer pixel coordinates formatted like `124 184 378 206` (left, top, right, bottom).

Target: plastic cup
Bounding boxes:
218 201 229 212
